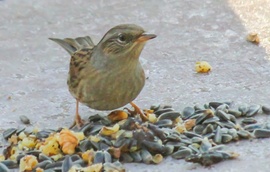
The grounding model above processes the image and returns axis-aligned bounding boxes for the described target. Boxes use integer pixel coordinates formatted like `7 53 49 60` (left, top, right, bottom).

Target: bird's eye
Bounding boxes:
117 34 127 43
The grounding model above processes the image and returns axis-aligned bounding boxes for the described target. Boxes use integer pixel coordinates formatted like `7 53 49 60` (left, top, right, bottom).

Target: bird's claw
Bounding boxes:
128 102 148 121
69 114 85 129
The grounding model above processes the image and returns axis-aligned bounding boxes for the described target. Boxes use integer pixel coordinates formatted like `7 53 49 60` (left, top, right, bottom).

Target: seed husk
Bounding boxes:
140 149 152 164
154 108 174 116
253 129 270 138
3 128 17 140
129 151 142 162
19 115 31 125
0 163 10 172
157 111 181 121
61 156 72 172
1 160 18 169
103 161 125 172
262 105 270 114
214 126 222 144
246 105 261 117
182 106 195 119
171 148 192 159
241 117 257 125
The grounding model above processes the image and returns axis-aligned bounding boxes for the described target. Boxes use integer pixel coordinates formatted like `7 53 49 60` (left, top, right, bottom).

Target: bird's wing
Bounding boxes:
49 36 95 95
68 47 94 94
49 36 95 55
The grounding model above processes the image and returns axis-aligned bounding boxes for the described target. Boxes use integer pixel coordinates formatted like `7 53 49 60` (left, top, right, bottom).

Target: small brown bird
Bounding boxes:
49 24 156 128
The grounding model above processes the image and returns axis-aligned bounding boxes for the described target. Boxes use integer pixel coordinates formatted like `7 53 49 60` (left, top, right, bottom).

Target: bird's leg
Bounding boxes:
128 102 148 121
69 100 84 129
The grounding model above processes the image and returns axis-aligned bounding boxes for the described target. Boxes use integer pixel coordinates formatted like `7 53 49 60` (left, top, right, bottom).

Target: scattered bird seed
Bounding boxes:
19 115 31 125
1 102 270 171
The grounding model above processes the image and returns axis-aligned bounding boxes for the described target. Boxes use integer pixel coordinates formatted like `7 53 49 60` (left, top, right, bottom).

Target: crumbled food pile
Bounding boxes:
1 102 270 171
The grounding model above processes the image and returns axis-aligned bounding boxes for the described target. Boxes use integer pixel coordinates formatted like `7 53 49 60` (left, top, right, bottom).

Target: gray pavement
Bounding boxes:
1 0 270 171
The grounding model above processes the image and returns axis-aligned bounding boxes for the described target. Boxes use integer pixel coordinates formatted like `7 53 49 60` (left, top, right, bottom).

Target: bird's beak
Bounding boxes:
136 33 157 43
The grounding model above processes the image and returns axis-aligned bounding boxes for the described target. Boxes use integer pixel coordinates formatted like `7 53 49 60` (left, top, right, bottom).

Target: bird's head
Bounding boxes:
97 24 156 59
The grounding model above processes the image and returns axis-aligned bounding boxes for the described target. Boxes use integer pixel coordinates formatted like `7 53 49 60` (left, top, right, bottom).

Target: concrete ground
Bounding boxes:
1 0 270 171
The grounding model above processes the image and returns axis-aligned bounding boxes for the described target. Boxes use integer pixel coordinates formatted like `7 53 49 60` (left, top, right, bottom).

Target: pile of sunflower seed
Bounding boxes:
1 101 270 171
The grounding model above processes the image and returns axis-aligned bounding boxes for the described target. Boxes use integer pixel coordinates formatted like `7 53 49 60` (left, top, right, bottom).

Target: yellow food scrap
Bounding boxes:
108 110 128 122
74 132 85 141
247 33 260 44
184 119 196 131
100 124 120 136
8 134 19 144
39 135 60 156
58 128 79 155
174 117 183 123
36 167 44 172
152 154 163 164
81 149 95 165
148 113 157 123
19 137 36 149
89 135 101 142
9 146 20 161
0 154 5 161
32 127 40 134
19 155 38 171
144 109 157 123
230 152 240 158
51 153 63 161
18 132 27 140
174 124 186 134
195 61 212 73
111 129 125 140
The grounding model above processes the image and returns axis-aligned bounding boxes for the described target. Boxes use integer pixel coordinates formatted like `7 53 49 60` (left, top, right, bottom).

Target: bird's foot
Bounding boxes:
127 102 148 121
69 114 85 129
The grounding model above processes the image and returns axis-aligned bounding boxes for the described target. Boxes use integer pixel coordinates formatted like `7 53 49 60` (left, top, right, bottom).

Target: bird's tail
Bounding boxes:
49 36 95 55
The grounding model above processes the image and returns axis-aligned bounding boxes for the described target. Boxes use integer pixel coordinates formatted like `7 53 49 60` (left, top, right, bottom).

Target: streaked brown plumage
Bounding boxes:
49 24 156 127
